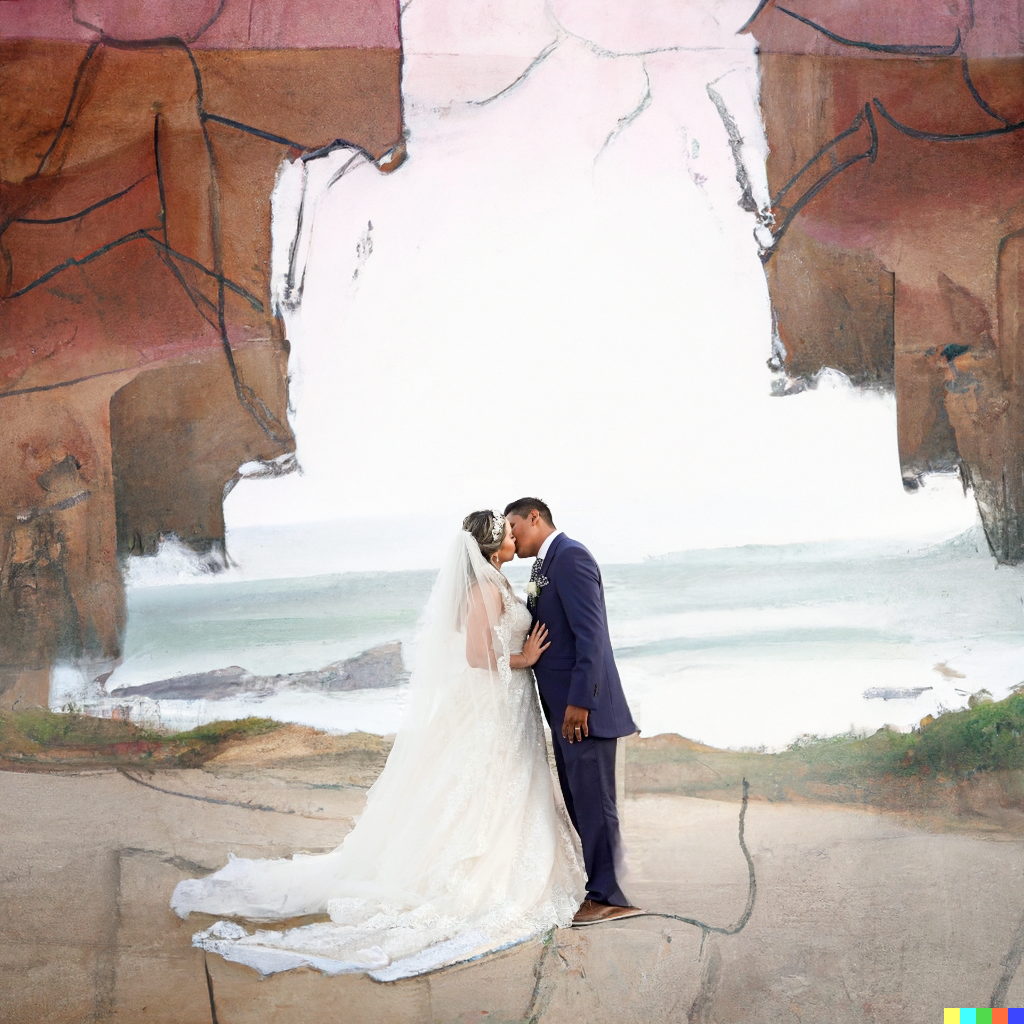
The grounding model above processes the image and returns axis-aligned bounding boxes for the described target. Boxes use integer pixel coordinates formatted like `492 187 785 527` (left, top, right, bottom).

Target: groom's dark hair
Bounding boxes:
503 497 555 527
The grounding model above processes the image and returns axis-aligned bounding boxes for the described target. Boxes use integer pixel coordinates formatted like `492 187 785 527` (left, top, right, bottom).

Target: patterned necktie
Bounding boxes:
529 557 544 608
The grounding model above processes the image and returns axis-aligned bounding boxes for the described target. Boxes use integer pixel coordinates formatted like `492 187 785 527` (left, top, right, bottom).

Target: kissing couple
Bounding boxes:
172 499 642 980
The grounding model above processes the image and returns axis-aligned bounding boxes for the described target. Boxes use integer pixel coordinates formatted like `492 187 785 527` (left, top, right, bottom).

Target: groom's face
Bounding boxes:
508 512 543 558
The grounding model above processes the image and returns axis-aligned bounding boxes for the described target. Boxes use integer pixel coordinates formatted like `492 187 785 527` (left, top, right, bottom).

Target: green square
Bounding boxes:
977 1011 993 1024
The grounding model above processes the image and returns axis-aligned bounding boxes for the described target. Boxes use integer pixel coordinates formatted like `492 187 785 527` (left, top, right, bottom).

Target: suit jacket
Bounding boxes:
531 533 637 739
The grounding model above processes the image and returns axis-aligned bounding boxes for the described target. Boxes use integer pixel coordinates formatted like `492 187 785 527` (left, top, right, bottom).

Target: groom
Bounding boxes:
504 498 643 926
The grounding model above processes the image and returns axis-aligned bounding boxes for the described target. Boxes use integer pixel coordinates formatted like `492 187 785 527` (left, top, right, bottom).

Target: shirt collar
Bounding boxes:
537 530 562 563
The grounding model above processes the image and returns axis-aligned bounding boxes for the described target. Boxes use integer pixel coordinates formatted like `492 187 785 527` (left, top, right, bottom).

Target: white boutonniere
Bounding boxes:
526 576 549 607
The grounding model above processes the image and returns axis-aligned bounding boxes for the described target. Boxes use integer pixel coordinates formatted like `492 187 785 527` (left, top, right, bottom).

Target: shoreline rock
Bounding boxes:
109 642 408 701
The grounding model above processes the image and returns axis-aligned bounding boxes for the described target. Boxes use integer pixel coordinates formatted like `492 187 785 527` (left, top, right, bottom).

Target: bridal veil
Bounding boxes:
171 530 585 979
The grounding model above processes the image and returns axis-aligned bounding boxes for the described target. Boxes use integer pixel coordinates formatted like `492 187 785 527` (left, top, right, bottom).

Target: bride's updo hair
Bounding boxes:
463 510 505 561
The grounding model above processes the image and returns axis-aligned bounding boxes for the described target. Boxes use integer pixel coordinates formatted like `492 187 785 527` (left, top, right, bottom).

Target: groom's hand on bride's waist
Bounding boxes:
562 705 589 743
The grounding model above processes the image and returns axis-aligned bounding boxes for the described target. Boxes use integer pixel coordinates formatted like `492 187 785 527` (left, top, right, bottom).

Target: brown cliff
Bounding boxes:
0 0 405 705
747 0 1024 561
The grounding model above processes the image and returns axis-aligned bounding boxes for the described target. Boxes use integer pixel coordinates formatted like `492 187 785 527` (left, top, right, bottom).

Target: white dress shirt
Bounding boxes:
536 530 562 565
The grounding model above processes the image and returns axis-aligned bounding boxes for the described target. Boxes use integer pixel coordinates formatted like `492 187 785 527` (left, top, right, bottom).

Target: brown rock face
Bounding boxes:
748 1 1024 561
0 1 404 703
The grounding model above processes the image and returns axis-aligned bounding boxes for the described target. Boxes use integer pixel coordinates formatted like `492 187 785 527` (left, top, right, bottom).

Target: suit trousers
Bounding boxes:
550 731 629 907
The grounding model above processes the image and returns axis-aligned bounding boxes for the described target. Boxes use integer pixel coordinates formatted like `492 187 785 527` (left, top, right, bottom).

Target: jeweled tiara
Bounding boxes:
491 511 505 542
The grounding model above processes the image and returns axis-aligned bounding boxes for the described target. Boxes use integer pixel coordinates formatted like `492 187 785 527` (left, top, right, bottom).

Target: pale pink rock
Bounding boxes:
0 0 401 49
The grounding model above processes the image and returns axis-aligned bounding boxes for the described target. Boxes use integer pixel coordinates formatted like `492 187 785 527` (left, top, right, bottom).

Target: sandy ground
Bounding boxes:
3 732 1024 1023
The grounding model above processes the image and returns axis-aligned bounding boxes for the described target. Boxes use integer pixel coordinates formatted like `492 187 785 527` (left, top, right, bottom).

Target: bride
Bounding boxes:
171 511 586 980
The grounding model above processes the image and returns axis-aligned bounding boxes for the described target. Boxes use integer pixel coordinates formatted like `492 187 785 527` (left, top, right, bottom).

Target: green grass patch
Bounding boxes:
171 717 281 745
0 708 281 768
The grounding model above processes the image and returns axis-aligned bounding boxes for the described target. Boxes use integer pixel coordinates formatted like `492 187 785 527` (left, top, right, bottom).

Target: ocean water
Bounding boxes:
70 527 1024 751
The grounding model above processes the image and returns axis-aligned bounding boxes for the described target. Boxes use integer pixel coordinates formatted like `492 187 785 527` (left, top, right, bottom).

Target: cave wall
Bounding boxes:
0 0 405 704
748 0 1024 561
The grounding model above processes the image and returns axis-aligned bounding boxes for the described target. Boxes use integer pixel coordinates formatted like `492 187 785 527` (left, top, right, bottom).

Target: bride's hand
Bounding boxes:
519 622 550 667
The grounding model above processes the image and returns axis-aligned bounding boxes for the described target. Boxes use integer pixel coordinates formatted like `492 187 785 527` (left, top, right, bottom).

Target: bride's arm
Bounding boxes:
464 582 503 670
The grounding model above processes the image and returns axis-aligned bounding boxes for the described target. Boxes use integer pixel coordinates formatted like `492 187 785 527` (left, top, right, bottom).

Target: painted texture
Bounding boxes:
1 0 400 49
0 1 404 702
5 748 1024 1022
747 1 1024 562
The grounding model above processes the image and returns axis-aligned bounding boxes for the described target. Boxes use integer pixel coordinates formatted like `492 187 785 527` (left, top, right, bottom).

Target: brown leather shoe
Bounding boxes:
572 900 646 926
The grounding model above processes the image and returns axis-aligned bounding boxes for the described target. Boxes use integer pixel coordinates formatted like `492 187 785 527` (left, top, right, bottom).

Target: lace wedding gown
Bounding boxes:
171 534 586 981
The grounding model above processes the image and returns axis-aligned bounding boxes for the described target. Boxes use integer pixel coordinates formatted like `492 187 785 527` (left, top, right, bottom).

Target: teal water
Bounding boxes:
121 570 438 675
88 529 1024 749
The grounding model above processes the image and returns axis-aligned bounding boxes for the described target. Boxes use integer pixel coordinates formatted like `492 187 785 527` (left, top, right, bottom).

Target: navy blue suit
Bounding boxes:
531 533 637 906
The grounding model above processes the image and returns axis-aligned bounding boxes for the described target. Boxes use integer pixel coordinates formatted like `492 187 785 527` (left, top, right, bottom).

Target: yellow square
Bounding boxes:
945 1010 961 1024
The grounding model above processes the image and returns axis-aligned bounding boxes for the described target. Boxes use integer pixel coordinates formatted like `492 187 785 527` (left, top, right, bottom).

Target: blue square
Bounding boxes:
1007 1010 1024 1023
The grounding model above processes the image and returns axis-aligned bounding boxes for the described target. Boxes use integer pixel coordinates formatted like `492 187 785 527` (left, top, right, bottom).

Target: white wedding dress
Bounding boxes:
171 532 586 981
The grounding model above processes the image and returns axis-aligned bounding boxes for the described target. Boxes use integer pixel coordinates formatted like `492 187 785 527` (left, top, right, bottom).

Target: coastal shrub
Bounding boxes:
781 690 1024 779
897 691 1024 774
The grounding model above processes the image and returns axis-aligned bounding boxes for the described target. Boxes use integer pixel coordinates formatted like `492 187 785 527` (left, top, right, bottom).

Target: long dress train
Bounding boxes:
170 532 586 980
